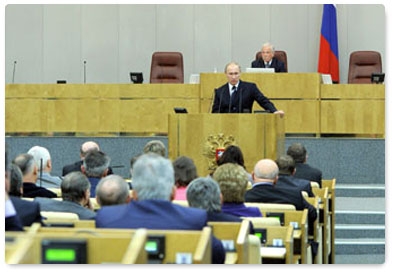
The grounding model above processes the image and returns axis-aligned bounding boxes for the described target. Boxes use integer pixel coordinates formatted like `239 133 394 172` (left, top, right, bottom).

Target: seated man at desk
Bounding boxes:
251 42 286 73
211 62 284 116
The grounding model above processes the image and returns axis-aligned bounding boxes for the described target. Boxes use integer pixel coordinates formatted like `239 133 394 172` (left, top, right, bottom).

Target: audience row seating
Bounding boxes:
6 223 213 264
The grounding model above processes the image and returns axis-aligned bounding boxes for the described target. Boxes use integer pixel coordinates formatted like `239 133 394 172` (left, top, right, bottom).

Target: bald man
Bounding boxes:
245 158 317 235
62 141 113 176
95 175 131 206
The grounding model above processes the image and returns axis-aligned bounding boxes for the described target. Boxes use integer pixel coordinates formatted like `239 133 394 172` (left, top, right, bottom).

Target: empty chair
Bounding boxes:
348 51 382 84
150 52 184 83
255 50 288 72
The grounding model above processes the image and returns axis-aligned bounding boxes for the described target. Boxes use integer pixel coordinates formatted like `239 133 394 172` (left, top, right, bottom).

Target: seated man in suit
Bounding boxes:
9 163 43 227
81 150 111 197
251 42 286 72
5 147 24 231
95 174 131 207
211 61 285 116
245 159 317 236
275 155 315 198
286 143 323 187
95 153 225 264
35 171 96 220
62 141 113 176
12 153 57 198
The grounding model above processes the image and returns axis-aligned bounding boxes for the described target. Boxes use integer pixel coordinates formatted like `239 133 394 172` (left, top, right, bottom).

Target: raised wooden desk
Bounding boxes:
320 84 385 135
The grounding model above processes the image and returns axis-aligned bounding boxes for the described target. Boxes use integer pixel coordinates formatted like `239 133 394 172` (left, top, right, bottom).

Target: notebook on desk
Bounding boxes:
246 67 275 73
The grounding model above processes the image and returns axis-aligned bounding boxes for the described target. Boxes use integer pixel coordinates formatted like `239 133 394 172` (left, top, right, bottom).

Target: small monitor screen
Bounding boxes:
45 249 76 262
41 239 87 264
145 240 158 253
266 212 285 226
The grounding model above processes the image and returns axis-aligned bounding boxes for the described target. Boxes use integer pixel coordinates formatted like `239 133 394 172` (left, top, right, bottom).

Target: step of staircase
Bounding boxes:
335 224 385 238
334 196 385 264
335 238 385 255
336 184 385 198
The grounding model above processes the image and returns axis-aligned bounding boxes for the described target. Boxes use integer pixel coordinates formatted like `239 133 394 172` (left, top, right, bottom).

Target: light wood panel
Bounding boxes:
168 113 284 176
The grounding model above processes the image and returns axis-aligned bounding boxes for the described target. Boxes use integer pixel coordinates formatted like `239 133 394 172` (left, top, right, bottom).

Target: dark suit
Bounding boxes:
276 174 315 197
5 199 24 231
22 182 57 198
251 57 286 73
87 177 101 197
294 163 323 188
211 80 278 113
35 197 96 220
62 160 114 177
10 196 43 226
96 199 225 264
245 183 317 235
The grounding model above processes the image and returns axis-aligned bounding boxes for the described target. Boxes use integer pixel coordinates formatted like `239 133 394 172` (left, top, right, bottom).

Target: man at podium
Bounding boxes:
211 62 284 117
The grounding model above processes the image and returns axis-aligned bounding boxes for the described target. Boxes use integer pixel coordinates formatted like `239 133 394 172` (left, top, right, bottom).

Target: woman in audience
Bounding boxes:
212 163 261 217
216 145 253 185
172 156 198 200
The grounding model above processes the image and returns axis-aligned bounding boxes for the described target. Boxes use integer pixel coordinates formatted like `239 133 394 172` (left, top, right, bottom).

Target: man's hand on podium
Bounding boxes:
274 110 285 118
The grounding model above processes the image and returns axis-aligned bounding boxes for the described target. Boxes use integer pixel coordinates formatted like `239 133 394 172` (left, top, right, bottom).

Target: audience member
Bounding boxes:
95 153 225 264
251 42 286 72
81 150 111 197
187 176 244 221
143 140 166 157
129 153 142 179
27 145 62 188
245 159 317 235
35 171 96 220
173 156 198 200
8 163 43 226
287 143 323 187
275 155 315 197
216 145 253 184
5 146 24 231
211 61 284 116
95 174 131 206
213 163 262 217
13 153 57 198
62 141 113 176
9 163 23 197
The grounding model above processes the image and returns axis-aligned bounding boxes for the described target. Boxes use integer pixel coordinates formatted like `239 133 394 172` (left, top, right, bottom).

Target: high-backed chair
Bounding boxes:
150 52 184 83
348 51 382 83
255 50 288 72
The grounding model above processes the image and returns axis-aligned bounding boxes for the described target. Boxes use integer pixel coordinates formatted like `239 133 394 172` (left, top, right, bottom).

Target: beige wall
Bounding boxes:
5 4 386 84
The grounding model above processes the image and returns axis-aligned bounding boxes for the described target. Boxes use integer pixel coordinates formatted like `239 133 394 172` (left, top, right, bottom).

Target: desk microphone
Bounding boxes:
12 61 17 83
238 87 243 113
218 88 224 113
83 60 87 84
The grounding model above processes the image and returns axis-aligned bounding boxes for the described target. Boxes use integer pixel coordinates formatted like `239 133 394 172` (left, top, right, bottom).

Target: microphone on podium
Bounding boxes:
12 61 17 84
83 60 87 84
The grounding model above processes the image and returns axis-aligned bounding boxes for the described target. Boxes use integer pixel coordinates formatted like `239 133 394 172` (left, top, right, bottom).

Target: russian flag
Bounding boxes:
318 4 339 83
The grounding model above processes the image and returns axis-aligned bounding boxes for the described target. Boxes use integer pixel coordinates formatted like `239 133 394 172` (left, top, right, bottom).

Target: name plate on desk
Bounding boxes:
260 247 286 258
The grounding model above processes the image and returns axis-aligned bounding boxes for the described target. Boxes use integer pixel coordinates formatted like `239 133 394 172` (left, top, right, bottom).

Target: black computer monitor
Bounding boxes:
174 107 188 113
130 72 143 84
41 239 87 264
266 212 285 226
371 73 385 84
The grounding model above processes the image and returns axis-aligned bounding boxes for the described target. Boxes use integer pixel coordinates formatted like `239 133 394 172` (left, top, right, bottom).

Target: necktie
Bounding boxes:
265 62 270 68
231 85 237 102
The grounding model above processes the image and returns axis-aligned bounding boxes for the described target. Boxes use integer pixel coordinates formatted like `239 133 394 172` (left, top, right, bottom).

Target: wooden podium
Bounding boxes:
168 113 285 176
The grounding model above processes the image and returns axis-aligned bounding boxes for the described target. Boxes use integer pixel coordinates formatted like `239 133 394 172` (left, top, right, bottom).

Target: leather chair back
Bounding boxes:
150 52 184 83
255 50 288 72
348 51 382 84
